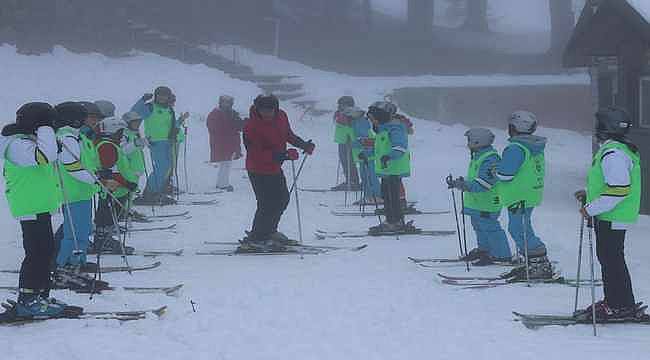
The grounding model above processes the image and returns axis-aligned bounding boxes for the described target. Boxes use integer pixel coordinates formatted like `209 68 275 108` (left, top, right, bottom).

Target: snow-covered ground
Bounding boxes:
0 46 649 360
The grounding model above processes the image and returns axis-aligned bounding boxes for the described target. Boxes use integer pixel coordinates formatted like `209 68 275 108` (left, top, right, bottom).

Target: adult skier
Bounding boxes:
575 107 645 320
1 102 66 317
332 96 360 191
447 128 512 265
53 102 99 273
367 102 413 233
240 95 315 251
207 95 244 192
496 111 553 279
347 106 381 204
131 86 175 204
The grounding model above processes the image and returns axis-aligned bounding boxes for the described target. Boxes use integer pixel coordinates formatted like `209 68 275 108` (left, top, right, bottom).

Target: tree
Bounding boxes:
464 0 489 32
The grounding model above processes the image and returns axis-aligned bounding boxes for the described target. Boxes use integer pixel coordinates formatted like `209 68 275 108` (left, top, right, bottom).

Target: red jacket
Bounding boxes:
206 107 243 162
243 107 302 175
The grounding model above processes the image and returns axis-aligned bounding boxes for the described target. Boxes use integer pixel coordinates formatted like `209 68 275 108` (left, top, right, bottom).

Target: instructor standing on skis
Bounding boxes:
241 95 315 251
575 107 644 320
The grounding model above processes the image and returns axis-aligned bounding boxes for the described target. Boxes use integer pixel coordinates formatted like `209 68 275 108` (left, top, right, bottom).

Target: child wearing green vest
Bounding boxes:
575 107 645 320
447 128 512 266
496 111 553 279
367 102 413 234
332 96 360 191
347 106 381 203
1 102 66 317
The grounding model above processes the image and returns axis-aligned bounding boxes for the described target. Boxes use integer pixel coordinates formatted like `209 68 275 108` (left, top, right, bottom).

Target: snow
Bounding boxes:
627 0 650 23
0 45 649 359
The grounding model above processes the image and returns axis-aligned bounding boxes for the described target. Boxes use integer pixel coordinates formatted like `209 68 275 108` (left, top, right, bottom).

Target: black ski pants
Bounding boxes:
338 143 359 185
95 196 116 228
19 213 54 293
595 220 635 309
381 175 404 225
249 172 290 240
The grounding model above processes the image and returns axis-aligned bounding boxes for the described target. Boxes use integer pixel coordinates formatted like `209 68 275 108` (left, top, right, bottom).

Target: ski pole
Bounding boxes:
587 216 597 336
183 126 189 194
460 189 469 272
447 175 466 266
336 157 341 189
54 162 82 258
291 159 304 246
142 160 156 216
574 200 586 314
521 201 531 287
366 160 383 225
345 144 351 207
288 155 308 194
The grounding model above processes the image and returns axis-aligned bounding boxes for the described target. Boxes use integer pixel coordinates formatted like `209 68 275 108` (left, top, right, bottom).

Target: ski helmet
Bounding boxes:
254 94 279 112
464 128 495 150
384 102 398 115
219 95 234 106
595 107 632 141
154 86 173 105
94 100 116 118
508 110 538 134
15 102 57 133
367 103 391 124
337 96 355 109
78 101 105 119
122 111 142 123
342 106 365 119
54 102 88 129
99 116 126 135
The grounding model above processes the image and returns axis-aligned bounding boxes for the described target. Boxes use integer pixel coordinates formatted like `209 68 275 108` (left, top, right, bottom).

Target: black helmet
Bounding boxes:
595 107 632 141
78 101 105 118
154 86 173 105
16 102 57 133
367 104 391 124
55 102 88 129
337 96 355 109
254 94 279 111
94 100 116 118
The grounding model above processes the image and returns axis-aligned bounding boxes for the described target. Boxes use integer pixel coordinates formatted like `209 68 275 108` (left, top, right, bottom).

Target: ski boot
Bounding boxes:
573 300 648 321
88 235 135 255
460 248 486 262
501 254 554 281
238 233 288 253
11 291 66 318
79 261 99 273
53 266 111 291
269 231 300 246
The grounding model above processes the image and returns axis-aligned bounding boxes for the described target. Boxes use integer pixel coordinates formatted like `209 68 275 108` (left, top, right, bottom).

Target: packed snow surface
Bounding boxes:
0 46 648 360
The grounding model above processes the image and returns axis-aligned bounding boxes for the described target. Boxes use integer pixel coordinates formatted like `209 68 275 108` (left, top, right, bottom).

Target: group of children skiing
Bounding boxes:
0 86 187 318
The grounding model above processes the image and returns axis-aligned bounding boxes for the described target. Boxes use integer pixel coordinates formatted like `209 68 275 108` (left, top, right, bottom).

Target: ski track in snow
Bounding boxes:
0 45 649 360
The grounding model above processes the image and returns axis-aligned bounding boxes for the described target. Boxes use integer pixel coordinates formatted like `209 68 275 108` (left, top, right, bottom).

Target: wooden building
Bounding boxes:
564 0 650 214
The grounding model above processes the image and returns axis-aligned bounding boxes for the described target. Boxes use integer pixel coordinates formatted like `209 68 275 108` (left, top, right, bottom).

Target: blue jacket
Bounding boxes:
131 99 183 133
496 135 547 182
464 146 500 193
376 120 409 161
351 115 374 157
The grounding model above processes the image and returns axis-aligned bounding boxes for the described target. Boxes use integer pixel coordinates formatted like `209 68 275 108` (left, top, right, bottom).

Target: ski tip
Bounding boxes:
152 306 168 317
163 285 184 297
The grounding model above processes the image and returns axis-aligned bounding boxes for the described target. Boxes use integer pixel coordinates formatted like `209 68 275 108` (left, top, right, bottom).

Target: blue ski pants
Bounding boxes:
468 211 511 259
145 140 172 194
55 200 93 266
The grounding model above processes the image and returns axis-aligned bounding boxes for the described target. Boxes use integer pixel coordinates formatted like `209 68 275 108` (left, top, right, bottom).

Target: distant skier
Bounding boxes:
447 128 512 265
496 111 553 279
366 102 413 233
240 95 315 251
575 107 645 320
332 96 360 191
347 106 381 204
207 95 244 192
1 102 66 317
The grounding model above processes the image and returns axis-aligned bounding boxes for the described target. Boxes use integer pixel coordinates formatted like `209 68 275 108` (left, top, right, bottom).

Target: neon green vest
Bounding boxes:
374 130 410 177
334 123 354 144
464 150 501 212
144 104 173 142
587 141 641 223
56 128 99 202
123 129 146 176
3 136 61 217
353 129 376 164
96 139 138 198
498 142 545 208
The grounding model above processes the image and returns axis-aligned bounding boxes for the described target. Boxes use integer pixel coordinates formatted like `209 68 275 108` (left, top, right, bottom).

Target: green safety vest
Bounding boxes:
144 104 173 142
587 141 641 223
374 129 410 177
464 150 501 213
353 129 376 165
56 128 100 202
3 136 61 217
123 129 146 176
334 123 354 144
96 139 138 199
498 142 545 208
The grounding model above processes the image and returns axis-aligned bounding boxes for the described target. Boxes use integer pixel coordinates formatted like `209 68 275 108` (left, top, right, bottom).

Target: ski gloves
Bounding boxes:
273 148 300 163
446 175 468 191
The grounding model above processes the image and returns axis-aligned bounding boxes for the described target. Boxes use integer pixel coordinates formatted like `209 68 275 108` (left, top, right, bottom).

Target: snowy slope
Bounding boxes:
0 46 649 360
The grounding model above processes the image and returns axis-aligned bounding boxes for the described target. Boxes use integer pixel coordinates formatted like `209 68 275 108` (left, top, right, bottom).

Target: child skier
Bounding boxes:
332 96 360 191
366 102 413 234
240 95 315 251
447 128 512 265
1 102 66 317
496 111 553 279
575 107 646 320
207 95 244 192
346 106 381 204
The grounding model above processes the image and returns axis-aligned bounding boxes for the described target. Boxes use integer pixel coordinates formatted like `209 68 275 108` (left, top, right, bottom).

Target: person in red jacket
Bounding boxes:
241 95 315 251
206 95 244 192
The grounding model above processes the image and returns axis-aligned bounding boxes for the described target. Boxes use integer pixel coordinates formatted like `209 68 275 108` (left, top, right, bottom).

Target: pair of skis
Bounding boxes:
513 303 650 329
436 273 603 289
315 228 456 239
0 261 162 275
198 241 368 256
330 209 449 217
0 303 168 325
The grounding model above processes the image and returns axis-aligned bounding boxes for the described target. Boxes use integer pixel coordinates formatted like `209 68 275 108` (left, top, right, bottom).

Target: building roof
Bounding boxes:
564 0 650 67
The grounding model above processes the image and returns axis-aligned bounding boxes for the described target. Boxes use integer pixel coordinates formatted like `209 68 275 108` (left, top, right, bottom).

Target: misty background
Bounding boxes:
0 0 586 76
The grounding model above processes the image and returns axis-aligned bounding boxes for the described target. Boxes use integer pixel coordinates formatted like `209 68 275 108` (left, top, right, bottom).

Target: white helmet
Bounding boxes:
100 116 126 135
509 111 537 134
465 128 495 150
122 111 143 124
